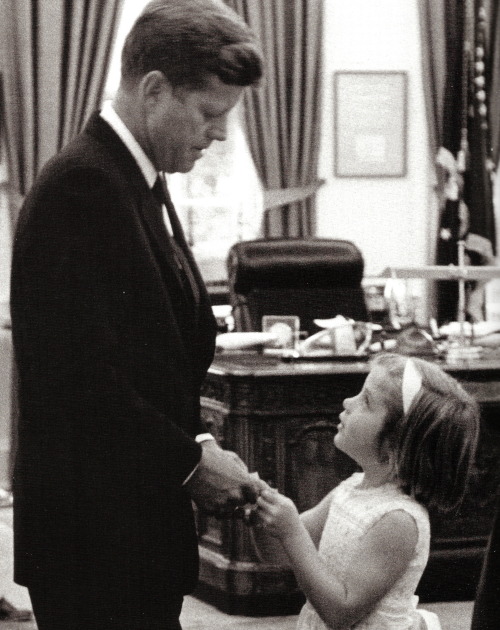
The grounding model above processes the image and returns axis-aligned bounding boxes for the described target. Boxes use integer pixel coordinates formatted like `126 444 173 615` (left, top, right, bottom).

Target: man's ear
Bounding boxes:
141 70 172 106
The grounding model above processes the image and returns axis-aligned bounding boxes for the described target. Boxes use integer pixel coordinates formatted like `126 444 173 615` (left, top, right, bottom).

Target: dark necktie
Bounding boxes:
152 176 200 307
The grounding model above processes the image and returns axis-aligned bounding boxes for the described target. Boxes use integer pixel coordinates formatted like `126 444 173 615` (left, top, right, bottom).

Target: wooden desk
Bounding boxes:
195 353 500 615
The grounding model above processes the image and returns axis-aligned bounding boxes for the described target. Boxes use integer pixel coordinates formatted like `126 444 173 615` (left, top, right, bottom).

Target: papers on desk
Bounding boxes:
439 321 500 354
313 316 356 329
215 332 279 351
440 321 500 338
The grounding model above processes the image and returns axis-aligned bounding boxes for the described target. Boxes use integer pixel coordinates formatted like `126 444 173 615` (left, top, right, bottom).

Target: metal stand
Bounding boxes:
380 262 500 360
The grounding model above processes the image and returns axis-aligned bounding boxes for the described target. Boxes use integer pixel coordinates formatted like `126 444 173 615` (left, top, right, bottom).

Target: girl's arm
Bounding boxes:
300 491 333 547
256 489 418 630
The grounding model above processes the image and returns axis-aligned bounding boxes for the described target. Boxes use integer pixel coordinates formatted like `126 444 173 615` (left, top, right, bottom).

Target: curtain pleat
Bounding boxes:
417 0 446 282
1 1 35 201
0 0 124 226
228 0 324 238
60 0 87 147
417 0 446 158
63 1 122 145
38 2 66 170
488 1 500 164
71 2 103 139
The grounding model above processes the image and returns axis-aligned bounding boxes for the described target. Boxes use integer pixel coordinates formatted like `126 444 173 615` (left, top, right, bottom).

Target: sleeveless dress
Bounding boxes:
296 473 440 630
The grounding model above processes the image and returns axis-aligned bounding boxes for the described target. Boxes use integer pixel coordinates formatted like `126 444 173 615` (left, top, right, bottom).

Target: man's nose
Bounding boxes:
208 116 228 142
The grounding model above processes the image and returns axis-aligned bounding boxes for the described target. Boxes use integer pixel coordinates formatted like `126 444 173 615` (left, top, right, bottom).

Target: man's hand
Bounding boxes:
184 441 260 516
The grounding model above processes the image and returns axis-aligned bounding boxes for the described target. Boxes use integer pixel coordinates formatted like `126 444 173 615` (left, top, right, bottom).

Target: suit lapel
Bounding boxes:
84 113 193 306
157 177 203 307
140 187 187 286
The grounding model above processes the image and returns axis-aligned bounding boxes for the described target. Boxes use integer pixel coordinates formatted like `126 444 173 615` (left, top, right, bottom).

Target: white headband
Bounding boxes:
402 359 422 414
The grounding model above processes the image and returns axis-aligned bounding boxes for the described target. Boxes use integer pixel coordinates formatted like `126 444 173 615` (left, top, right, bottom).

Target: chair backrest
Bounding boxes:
227 238 368 334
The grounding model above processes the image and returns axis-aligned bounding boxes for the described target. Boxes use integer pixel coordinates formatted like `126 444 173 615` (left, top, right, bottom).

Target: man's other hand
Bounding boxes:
185 442 260 516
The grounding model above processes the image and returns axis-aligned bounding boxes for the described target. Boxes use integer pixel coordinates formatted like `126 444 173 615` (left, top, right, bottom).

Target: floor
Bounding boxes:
0 504 475 630
179 596 475 630
0 596 475 630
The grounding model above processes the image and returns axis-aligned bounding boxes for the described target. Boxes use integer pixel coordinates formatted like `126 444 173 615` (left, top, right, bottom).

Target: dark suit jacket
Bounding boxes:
471 486 500 630
10 113 217 596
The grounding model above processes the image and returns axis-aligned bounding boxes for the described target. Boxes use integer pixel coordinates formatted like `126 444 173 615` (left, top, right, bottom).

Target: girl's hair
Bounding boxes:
372 353 480 513
121 0 263 89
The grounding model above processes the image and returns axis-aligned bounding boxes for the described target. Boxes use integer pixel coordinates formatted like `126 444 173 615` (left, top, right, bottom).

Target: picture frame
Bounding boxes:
261 315 300 350
334 71 408 178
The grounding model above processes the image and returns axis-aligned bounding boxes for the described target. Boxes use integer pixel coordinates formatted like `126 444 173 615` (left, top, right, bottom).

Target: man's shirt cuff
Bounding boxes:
195 433 215 444
182 434 216 485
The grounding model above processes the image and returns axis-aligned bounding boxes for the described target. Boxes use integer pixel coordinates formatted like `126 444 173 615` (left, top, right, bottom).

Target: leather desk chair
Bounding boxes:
227 238 368 335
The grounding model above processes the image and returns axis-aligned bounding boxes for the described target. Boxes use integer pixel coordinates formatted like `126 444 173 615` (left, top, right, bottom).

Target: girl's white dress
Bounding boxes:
296 472 441 630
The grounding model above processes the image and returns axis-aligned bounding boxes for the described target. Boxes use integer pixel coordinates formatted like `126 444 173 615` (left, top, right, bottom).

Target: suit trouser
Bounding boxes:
28 581 183 630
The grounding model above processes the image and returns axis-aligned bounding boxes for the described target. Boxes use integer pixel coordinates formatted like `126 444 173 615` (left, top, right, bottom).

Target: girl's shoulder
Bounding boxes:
377 483 429 527
331 473 429 533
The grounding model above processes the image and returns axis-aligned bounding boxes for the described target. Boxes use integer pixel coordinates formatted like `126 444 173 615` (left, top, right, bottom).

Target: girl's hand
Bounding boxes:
256 487 302 539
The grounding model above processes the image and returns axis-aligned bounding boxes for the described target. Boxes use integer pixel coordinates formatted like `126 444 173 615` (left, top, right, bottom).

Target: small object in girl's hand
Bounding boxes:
232 472 263 523
233 504 259 525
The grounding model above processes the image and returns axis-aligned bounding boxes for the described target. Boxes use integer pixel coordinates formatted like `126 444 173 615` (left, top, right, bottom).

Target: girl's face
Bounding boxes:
335 365 393 466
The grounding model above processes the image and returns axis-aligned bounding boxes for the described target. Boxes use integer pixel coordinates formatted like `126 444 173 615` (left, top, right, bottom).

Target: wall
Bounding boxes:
316 0 433 281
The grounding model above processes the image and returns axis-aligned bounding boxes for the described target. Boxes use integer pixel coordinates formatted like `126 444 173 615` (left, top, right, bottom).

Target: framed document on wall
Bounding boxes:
334 71 408 178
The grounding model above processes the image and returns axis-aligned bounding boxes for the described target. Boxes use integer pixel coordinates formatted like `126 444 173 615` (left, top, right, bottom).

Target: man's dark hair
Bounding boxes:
121 0 263 89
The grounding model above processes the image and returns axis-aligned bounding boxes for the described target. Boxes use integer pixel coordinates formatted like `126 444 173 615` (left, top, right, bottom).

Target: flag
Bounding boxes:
436 0 496 324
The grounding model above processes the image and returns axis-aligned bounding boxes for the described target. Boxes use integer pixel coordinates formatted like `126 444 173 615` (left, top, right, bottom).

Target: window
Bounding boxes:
167 107 262 285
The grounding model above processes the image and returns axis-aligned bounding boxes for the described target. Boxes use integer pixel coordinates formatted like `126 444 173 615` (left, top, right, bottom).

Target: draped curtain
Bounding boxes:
488 1 500 165
418 0 447 161
0 0 123 485
418 0 498 324
0 0 124 227
227 0 324 238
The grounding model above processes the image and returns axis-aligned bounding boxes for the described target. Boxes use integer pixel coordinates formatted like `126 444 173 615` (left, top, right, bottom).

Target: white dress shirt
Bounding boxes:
100 101 173 235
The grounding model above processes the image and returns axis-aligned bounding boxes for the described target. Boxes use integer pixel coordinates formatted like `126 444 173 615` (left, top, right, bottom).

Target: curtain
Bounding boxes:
0 0 123 487
0 0 124 227
419 0 497 324
487 1 500 165
227 0 324 238
418 0 447 159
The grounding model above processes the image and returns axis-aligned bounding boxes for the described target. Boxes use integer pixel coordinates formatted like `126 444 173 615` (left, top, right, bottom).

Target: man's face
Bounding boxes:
146 74 243 173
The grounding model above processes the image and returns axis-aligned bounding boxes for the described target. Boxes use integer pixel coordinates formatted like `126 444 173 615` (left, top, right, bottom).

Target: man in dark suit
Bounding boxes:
10 1 263 628
471 488 500 630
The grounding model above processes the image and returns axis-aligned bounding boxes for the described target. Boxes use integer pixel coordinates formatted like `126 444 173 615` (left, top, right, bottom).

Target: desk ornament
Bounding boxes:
215 331 280 351
283 316 380 361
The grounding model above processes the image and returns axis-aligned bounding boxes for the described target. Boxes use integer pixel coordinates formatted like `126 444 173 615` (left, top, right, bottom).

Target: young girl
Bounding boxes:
255 353 480 630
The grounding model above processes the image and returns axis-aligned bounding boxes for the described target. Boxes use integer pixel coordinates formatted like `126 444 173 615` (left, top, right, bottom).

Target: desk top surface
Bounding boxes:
209 351 500 378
